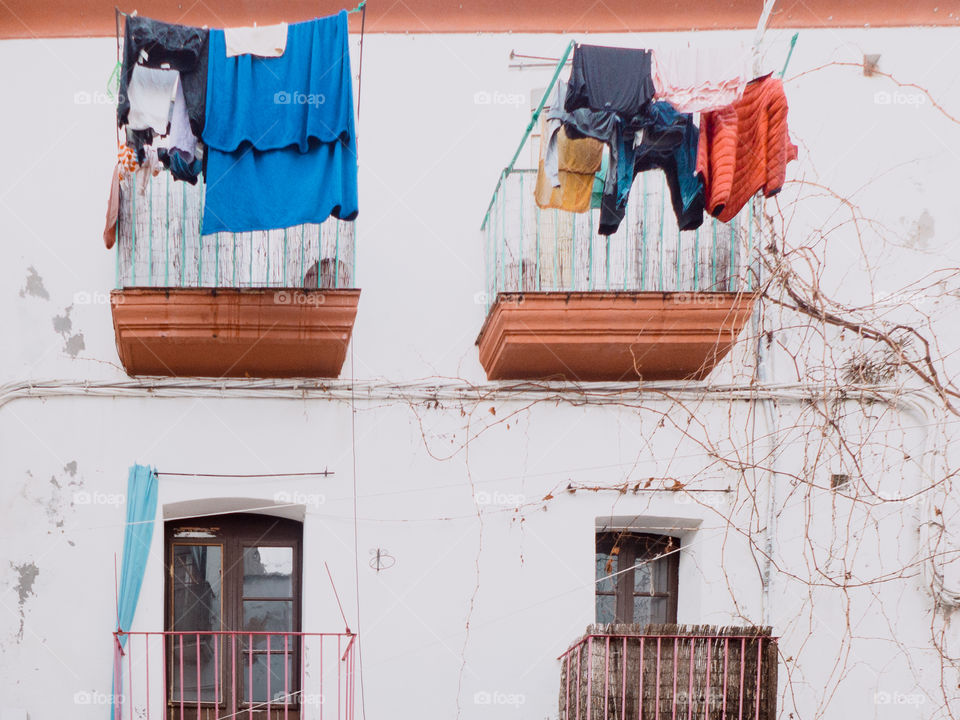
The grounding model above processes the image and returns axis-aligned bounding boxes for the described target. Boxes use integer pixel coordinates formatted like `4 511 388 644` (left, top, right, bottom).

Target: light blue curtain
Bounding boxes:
111 464 158 719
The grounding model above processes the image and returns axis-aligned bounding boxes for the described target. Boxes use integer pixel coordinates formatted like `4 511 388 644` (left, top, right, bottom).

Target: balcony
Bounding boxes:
558 626 777 720
110 174 359 378
112 630 356 720
476 167 758 384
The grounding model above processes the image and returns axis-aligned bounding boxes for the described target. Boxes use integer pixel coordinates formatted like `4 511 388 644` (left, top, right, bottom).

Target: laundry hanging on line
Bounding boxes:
111 11 208 240
102 142 161 249
125 65 179 134
558 43 669 236
117 15 208 138
158 148 202 184
107 7 361 247
224 22 289 57
598 101 705 235
564 43 656 116
530 41 796 235
201 10 359 234
535 120 603 213
651 43 753 114
167 79 198 161
563 43 658 211
696 74 797 222
536 79 604 213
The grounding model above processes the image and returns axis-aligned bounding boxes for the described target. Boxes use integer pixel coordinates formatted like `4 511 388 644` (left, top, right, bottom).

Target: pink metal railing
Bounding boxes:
113 631 356 720
557 631 777 720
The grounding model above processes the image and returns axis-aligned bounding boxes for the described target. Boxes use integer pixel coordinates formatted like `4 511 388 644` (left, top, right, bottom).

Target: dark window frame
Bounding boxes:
595 531 680 625
164 512 303 711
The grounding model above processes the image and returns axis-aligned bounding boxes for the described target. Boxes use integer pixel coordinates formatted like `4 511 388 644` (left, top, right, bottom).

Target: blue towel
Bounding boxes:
202 11 358 234
203 138 358 233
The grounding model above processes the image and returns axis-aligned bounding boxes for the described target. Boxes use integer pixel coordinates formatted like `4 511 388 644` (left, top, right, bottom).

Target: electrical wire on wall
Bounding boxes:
349 4 368 718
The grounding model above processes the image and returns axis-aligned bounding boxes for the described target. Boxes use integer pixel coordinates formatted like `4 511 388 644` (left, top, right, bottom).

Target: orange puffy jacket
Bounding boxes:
696 74 798 223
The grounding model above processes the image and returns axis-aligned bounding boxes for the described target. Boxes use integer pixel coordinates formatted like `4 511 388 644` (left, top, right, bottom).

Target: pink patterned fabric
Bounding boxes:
652 45 752 114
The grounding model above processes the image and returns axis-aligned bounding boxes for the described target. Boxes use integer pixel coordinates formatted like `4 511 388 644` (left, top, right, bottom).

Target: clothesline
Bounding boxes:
113 0 366 24
106 3 363 245
509 32 800 77
481 31 800 231
109 2 369 112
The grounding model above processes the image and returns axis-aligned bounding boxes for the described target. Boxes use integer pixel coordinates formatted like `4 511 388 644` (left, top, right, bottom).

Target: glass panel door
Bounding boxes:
241 546 296 704
166 513 303 718
170 544 223 703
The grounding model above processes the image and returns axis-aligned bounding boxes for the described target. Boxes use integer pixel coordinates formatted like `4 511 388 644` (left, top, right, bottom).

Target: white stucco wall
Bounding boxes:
0 22 959 720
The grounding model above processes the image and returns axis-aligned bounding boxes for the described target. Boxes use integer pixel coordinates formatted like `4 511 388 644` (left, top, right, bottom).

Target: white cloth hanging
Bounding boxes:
167 78 198 160
651 43 753 113
224 23 288 57
126 65 179 134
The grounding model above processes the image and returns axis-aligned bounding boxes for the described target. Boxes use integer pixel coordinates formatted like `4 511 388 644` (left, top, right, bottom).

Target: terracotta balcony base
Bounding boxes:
111 288 360 378
476 292 756 382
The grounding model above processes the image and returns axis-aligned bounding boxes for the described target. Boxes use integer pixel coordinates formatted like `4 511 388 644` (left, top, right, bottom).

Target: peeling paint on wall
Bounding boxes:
18 266 49 300
45 478 65 528
10 562 39 640
52 307 73 335
21 464 83 535
909 209 935 249
63 333 86 357
51 306 86 358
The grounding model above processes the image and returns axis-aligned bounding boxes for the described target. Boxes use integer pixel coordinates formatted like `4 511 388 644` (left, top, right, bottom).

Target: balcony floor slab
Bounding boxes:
476 291 756 382
111 287 359 378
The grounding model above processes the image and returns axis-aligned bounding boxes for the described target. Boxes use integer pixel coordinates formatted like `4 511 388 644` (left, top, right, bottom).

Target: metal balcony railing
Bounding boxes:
481 169 760 310
114 174 356 290
479 41 762 312
557 627 777 720
112 630 357 720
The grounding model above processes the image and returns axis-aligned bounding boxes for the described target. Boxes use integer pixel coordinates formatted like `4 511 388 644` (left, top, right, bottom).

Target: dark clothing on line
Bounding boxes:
562 43 660 235
118 16 209 137
158 148 203 185
564 44 656 115
598 101 705 235
126 127 153 165
561 107 625 199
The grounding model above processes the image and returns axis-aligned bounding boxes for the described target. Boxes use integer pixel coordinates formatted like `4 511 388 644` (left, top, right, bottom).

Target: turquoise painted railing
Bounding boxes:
480 168 759 310
115 173 356 289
